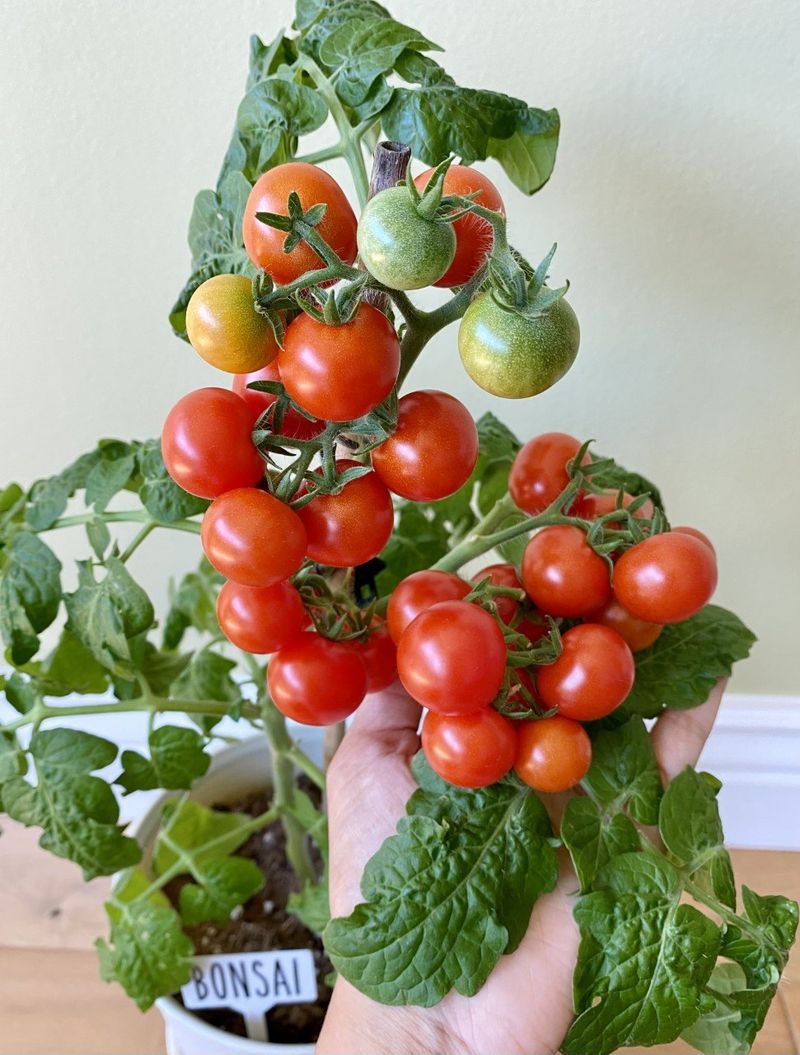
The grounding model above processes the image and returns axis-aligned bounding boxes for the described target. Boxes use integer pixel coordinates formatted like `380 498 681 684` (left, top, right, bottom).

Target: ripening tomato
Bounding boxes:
422 708 516 788
614 532 718 624
514 716 592 793
397 600 507 714
587 595 662 652
509 433 586 515
201 487 307 587
536 623 635 720
414 165 505 288
371 390 478 501
298 460 394 568
348 623 397 693
267 632 368 725
232 364 323 440
673 525 716 557
472 563 523 624
161 388 263 499
278 303 400 422
580 489 655 523
522 526 611 617
357 188 456 290
386 570 470 644
242 163 358 284
186 274 279 374
217 580 305 654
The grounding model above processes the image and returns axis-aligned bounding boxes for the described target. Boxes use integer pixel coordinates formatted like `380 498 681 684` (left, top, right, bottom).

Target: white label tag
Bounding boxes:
181 949 318 1017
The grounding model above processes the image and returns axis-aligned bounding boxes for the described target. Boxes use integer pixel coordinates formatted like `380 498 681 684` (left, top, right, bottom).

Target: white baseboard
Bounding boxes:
1 692 798 850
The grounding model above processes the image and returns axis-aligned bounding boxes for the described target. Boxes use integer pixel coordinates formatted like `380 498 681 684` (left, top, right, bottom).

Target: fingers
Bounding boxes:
650 677 727 783
348 680 422 738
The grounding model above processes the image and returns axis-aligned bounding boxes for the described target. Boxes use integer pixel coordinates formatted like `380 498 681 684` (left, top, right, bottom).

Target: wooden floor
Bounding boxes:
0 819 798 1054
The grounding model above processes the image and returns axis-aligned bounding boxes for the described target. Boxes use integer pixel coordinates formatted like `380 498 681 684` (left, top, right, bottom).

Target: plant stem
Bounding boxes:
119 521 158 562
3 695 257 733
45 510 202 536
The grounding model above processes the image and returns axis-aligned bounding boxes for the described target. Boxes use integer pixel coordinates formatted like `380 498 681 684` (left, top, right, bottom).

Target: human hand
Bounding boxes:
316 679 727 1055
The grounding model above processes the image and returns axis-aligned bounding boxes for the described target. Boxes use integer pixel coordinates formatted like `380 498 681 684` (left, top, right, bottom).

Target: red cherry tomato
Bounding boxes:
201 487 307 587
161 388 263 499
267 632 368 725
587 596 662 652
580 489 654 523
514 716 592 793
386 570 470 644
348 623 397 692
297 460 394 568
414 165 505 287
232 364 322 440
422 708 516 788
536 623 635 720
216 580 305 654
522 525 611 617
673 525 716 557
278 303 400 422
371 390 478 501
509 433 587 515
243 163 357 284
614 532 718 624
472 563 522 624
397 600 507 714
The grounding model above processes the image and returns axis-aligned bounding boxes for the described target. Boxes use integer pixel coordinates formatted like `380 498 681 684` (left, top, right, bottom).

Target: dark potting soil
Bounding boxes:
164 786 333 1045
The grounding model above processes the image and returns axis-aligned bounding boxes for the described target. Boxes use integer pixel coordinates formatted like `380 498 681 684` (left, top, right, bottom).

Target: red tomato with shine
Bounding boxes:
161 388 263 499
522 525 611 617
267 632 368 725
371 390 478 501
386 570 470 644
673 525 716 556
243 163 357 284
278 303 400 422
422 709 516 788
587 596 662 652
298 460 394 568
536 623 634 720
515 716 592 793
509 433 587 515
472 563 522 624
348 623 397 692
217 580 305 654
232 364 322 440
201 487 307 587
614 532 718 624
397 600 507 714
580 489 654 523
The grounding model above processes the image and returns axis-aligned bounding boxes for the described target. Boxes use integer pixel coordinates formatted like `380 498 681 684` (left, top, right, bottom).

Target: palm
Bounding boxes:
319 680 725 1055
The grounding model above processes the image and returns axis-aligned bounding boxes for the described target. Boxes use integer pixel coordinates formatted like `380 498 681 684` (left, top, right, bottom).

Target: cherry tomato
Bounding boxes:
536 623 635 720
216 580 305 654
357 188 456 290
422 709 516 788
580 489 654 523
201 487 307 587
397 600 507 714
414 165 505 288
371 390 478 501
348 623 397 693
673 525 716 556
386 570 470 644
472 563 522 624
232 364 322 440
522 526 611 617
242 163 358 284
514 716 592 793
267 632 368 725
587 596 662 652
614 532 718 624
298 460 394 568
509 433 586 515
278 303 400 422
186 274 279 374
161 388 263 499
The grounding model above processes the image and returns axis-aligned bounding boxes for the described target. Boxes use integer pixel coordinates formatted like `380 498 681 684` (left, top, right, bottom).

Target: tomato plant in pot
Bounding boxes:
1 3 796 1054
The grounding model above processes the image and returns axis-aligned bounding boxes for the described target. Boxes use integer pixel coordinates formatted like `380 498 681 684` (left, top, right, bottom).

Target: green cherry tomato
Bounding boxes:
357 188 456 290
458 292 580 398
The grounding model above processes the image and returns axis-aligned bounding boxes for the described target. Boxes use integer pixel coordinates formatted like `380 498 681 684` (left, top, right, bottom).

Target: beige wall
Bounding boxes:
1 0 798 694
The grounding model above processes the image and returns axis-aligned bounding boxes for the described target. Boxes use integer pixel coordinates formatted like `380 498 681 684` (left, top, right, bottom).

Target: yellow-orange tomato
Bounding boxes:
186 274 279 374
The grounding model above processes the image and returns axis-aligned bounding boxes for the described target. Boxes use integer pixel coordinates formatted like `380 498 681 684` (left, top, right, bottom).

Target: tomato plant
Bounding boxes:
268 632 368 725
232 364 322 439
217 579 305 654
509 432 586 515
536 623 635 720
386 570 470 644
615 532 718 624
186 274 279 373
522 525 611 616
422 708 516 787
514 716 592 792
161 388 263 499
587 595 663 652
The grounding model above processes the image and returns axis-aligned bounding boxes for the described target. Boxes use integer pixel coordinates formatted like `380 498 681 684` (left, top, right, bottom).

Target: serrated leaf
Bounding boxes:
0 532 62 663
21 628 109 697
1 671 38 714
584 717 662 825
0 729 28 784
163 561 222 649
117 726 210 795
487 106 561 195
179 856 264 924
237 77 328 180
681 963 758 1055
622 605 757 718
324 759 556 1005
85 447 136 513
86 516 112 559
170 648 239 706
136 440 208 523
25 475 70 531
561 797 640 893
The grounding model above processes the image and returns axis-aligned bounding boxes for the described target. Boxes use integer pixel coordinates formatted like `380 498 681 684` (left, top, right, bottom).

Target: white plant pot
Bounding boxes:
127 730 325 1055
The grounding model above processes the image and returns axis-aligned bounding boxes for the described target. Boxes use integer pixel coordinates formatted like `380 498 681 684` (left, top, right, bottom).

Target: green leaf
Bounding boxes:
324 758 557 1005
179 856 264 925
22 628 110 697
97 900 193 1010
622 605 757 718
1 671 38 714
0 532 62 663
0 729 28 784
117 726 210 795
561 797 640 892
2 728 140 879
85 445 136 513
563 852 721 1055
487 106 561 195
86 516 112 559
660 767 736 909
113 637 191 699
584 717 662 825
723 885 798 991
246 30 298 92
288 879 330 932
163 561 222 649
170 648 239 706
136 440 208 523
681 962 759 1055
25 476 70 531
589 454 665 512
236 77 328 181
